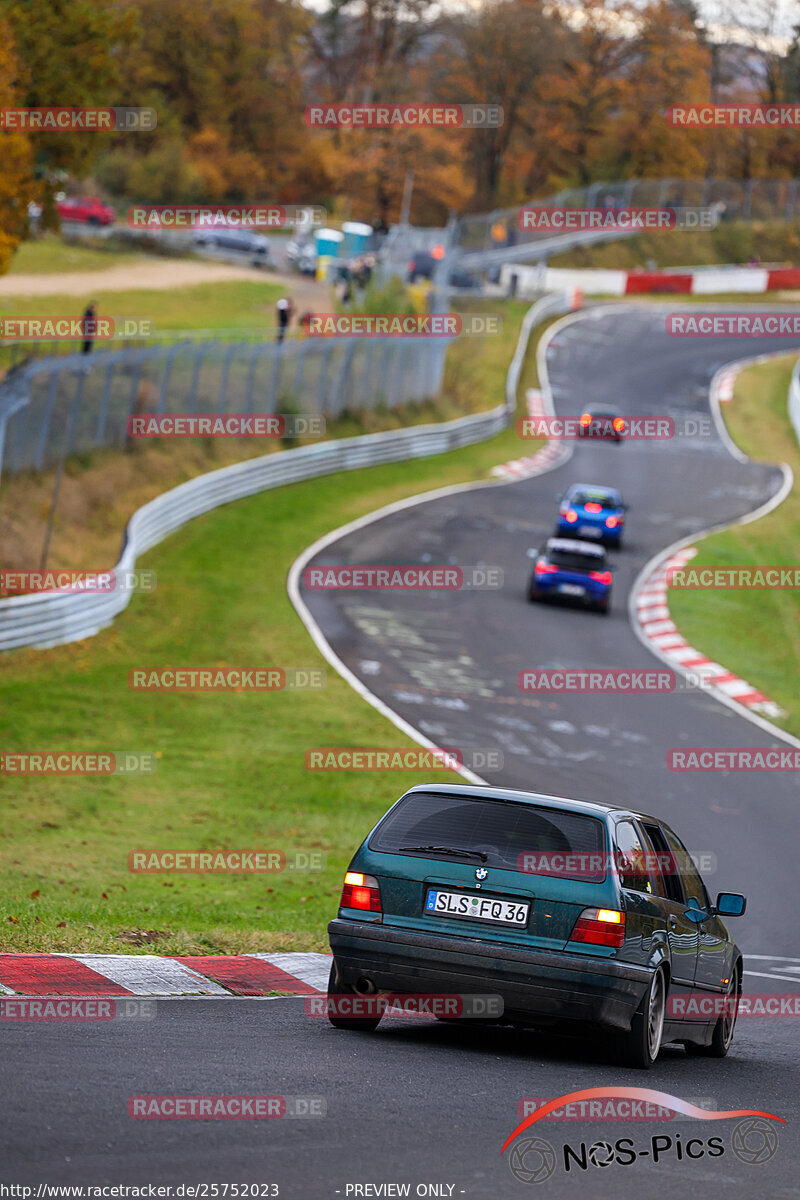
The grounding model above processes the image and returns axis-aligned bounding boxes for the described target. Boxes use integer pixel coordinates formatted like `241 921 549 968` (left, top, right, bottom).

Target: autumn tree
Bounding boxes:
4 0 137 225
0 15 37 273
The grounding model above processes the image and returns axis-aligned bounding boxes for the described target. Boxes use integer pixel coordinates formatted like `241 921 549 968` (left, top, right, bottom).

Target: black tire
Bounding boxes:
618 967 667 1069
326 962 382 1032
596 597 610 615
684 963 741 1058
527 584 542 603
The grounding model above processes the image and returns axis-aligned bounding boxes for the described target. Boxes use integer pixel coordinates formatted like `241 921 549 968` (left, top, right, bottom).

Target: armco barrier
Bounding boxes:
0 291 575 652
789 355 800 447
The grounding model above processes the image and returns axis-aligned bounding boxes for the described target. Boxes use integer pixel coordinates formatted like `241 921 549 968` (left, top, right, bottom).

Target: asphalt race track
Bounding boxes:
3 305 800 1198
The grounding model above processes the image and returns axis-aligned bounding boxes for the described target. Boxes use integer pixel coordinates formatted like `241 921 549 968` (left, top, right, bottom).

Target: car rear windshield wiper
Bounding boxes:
399 844 488 861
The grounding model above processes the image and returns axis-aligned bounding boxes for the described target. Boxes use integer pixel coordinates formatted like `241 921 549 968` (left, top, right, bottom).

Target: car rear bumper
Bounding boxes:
328 918 652 1032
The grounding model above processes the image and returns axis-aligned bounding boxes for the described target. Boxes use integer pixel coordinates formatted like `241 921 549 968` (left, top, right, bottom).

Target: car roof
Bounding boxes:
567 483 622 501
400 783 663 826
546 536 606 557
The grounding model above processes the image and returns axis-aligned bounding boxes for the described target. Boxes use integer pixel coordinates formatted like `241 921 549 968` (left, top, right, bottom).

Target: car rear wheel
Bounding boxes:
326 962 382 1032
527 582 541 603
619 967 666 1068
596 596 610 615
685 963 741 1058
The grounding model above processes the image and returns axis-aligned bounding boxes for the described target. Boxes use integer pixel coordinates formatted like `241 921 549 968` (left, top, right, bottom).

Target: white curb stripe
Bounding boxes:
249 952 332 992
69 954 229 996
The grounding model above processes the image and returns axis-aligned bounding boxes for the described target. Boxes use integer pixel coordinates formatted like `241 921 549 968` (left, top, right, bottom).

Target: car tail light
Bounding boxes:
605 516 619 529
589 570 612 585
535 560 559 575
579 412 592 427
340 871 381 913
584 502 602 514
613 417 626 433
565 509 578 523
570 907 626 947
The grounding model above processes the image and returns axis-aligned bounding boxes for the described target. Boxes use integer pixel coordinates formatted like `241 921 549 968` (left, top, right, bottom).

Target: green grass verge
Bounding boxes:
9 236 154 275
0 299 550 953
669 353 800 734
549 219 800 271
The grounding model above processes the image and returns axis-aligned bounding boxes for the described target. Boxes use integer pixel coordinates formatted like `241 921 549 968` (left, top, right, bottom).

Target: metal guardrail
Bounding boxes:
788 356 800 446
0 291 574 652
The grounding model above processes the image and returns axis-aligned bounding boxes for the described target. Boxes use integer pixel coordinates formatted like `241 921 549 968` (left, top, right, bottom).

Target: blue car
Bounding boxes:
526 537 612 614
555 483 626 547
327 784 746 1068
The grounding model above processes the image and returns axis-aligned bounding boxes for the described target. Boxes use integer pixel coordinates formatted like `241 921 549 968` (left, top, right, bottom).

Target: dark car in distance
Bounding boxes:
327 784 746 1068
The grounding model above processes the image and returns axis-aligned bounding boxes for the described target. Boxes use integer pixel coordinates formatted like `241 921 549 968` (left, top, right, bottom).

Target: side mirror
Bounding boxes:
526 548 540 559
555 493 563 502
715 892 746 917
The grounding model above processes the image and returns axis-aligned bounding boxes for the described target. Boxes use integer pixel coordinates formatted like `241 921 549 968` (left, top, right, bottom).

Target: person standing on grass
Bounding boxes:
276 297 290 342
81 301 98 355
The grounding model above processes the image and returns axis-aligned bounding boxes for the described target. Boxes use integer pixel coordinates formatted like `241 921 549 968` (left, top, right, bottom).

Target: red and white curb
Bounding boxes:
491 388 570 481
502 263 800 298
635 546 784 718
0 952 332 996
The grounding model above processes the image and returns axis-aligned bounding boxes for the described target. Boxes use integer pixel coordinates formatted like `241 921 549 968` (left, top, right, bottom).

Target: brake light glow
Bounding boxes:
613 417 626 433
589 570 612 586
340 871 382 912
535 560 559 575
570 907 626 947
579 412 592 427
583 502 602 514
605 516 619 529
565 509 578 523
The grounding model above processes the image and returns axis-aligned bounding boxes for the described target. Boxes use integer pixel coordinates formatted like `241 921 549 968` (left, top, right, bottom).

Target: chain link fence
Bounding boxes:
454 177 800 255
0 332 450 481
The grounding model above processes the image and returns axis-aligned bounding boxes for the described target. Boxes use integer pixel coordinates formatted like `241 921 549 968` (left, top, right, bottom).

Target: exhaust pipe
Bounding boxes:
354 976 377 995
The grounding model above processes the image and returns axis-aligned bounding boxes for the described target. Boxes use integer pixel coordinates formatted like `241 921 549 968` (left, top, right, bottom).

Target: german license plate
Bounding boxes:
558 583 585 596
424 889 530 926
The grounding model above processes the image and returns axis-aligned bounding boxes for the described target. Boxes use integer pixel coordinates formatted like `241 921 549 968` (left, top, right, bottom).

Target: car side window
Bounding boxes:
662 828 710 910
641 822 684 904
614 821 653 894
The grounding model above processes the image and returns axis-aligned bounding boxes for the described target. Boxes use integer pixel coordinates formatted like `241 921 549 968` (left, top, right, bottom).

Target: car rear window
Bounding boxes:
370 792 607 879
549 548 606 570
573 492 617 509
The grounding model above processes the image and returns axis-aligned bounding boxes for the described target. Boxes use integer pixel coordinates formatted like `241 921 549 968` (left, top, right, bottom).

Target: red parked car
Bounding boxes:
56 196 116 226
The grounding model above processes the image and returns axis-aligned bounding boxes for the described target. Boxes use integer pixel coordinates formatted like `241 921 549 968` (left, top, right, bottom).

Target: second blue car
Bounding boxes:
555 483 626 548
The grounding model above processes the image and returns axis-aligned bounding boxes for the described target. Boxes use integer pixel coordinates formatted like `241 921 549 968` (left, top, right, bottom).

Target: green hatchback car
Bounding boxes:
327 784 746 1068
